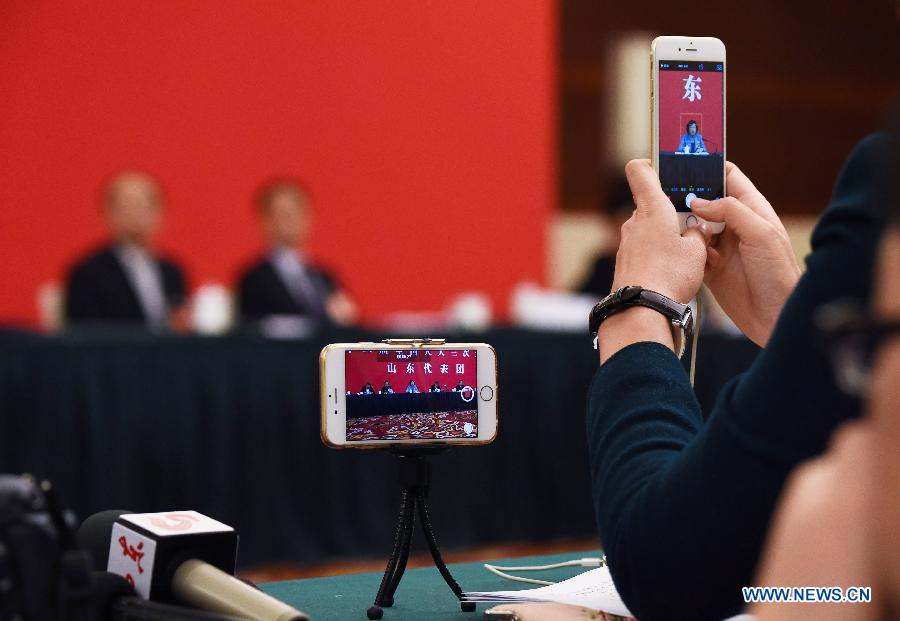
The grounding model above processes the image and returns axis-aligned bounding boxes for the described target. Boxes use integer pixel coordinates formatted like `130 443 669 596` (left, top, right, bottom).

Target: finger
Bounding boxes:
682 222 711 248
724 162 781 228
706 246 721 269
624 159 673 219
690 196 770 242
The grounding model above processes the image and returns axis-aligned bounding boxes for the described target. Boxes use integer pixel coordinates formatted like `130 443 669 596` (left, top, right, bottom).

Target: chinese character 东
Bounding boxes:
456 363 465 374
682 74 702 102
440 364 449 374
406 363 415 374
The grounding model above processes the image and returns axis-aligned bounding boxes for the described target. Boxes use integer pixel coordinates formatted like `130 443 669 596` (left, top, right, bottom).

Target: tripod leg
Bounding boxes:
415 492 475 612
369 489 414 619
382 491 416 604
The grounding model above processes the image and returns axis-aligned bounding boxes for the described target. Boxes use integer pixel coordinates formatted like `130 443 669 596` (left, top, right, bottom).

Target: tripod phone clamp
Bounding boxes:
366 443 476 619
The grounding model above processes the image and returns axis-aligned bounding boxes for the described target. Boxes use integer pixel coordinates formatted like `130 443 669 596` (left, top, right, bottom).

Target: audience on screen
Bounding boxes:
236 178 357 327
64 171 188 330
676 119 707 154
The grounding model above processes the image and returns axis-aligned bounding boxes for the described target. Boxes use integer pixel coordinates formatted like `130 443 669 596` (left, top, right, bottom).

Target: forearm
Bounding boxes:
597 306 675 364
587 345 783 620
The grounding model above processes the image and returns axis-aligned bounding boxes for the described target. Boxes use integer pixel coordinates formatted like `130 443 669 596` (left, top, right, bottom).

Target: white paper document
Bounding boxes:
463 567 633 618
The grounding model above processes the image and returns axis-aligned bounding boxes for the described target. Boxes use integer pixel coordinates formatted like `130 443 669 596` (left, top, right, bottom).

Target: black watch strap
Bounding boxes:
588 286 694 357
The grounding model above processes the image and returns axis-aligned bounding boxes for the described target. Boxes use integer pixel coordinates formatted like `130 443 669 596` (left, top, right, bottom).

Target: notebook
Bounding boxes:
462 566 632 618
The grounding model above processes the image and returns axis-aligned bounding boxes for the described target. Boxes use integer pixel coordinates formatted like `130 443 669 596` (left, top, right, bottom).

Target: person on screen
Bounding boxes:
236 178 357 326
359 382 374 395
64 171 188 330
380 381 394 394
405 380 420 394
429 381 442 393
452 380 465 392
676 120 707 154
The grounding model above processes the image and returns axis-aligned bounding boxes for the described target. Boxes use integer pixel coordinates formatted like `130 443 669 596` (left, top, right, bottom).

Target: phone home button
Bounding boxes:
479 386 494 402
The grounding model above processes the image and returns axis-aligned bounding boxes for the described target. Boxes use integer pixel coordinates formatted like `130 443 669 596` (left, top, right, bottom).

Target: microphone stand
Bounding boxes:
367 447 475 620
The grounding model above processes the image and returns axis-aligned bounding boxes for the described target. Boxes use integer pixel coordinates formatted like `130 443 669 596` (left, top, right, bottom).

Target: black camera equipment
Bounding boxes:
0 474 244 621
0 473 94 621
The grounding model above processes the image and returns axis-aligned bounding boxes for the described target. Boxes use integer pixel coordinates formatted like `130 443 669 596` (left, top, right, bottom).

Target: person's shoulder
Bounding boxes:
811 132 890 250
67 245 117 278
306 261 337 280
236 256 274 284
156 254 186 278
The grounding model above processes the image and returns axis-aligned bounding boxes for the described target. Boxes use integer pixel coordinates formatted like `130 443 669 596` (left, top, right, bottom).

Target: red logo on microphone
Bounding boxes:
148 513 199 532
118 535 145 574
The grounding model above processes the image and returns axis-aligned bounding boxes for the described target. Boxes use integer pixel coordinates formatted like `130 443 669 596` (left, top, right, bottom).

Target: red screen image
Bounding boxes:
344 349 478 441
658 60 725 212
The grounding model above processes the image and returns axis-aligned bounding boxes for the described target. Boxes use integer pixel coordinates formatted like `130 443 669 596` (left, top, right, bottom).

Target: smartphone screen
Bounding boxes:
344 348 478 441
657 59 724 212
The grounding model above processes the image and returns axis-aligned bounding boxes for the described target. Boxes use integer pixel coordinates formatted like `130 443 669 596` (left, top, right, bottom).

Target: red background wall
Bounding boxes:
0 2 556 327
659 69 723 154
345 349 477 394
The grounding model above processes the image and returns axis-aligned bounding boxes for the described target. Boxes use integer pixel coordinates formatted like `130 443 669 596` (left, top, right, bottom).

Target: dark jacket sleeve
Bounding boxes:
586 134 887 621
160 259 187 309
64 263 101 323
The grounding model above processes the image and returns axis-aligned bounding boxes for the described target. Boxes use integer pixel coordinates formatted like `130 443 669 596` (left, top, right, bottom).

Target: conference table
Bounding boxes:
261 550 599 620
0 326 756 567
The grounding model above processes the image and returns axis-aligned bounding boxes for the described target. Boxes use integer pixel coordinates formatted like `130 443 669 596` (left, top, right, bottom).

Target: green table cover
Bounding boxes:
261 550 601 620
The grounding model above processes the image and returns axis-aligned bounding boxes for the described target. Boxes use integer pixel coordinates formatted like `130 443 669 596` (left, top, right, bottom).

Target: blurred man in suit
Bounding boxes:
579 175 634 297
237 178 357 326
64 171 187 329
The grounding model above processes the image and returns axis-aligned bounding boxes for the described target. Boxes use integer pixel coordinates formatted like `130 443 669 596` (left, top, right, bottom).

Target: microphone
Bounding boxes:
78 510 309 621
91 571 245 620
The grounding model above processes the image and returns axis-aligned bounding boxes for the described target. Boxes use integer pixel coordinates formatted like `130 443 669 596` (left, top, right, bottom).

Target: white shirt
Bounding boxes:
115 244 168 328
268 247 325 316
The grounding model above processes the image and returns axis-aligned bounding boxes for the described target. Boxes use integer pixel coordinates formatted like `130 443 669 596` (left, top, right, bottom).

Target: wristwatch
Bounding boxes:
589 286 694 358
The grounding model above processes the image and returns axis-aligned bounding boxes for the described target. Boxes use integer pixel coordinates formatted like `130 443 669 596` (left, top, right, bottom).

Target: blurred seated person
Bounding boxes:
405 380 420 394
360 382 375 395
429 381 442 393
578 175 634 297
380 381 394 394
237 178 357 325
64 171 187 330
452 379 465 392
676 119 707 154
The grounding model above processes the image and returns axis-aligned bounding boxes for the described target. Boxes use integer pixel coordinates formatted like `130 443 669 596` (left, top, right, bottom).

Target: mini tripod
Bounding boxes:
366 448 476 619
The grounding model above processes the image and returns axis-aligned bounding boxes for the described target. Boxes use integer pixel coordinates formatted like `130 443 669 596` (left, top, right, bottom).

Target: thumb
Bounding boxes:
624 159 671 218
691 196 768 241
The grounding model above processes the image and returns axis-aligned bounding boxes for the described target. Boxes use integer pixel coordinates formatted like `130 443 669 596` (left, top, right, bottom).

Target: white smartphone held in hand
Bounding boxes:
651 36 726 234
320 341 498 448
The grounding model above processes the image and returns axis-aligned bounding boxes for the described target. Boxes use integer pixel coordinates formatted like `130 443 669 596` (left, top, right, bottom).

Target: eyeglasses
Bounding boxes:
816 300 900 396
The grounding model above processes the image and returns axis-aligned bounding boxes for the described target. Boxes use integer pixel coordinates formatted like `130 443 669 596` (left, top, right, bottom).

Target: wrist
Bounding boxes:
597 306 675 364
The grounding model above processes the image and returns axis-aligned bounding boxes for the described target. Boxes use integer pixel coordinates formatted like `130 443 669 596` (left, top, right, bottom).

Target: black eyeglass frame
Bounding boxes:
816 299 900 396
